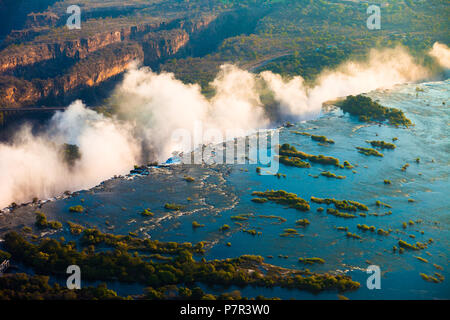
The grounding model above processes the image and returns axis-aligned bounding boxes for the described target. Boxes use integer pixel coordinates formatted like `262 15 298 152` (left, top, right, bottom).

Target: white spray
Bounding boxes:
0 44 446 208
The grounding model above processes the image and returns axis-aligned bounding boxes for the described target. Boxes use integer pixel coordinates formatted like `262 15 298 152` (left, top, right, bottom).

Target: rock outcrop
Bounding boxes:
0 14 216 107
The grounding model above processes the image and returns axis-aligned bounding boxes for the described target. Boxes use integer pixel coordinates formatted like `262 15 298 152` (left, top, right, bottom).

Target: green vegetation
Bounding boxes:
346 232 361 240
22 226 32 233
368 211 392 217
258 215 287 223
415 256 429 263
401 163 410 171
192 221 205 229
0 273 121 300
251 197 269 203
377 229 390 236
433 264 444 271
295 219 310 227
384 179 392 185
420 273 444 283
61 144 81 167
292 131 311 136
343 161 354 169
279 144 341 167
164 203 184 211
298 257 325 265
252 190 310 211
35 212 62 230
357 224 376 232
398 239 430 251
2 232 360 295
243 229 259 236
376 201 392 208
69 205 84 213
356 147 384 157
279 156 311 168
280 229 300 237
67 222 83 235
338 95 412 127
311 135 334 144
149 254 173 262
320 171 346 179
368 140 396 150
230 215 249 221
0 249 11 260
141 209 154 217
310 197 368 212
183 176 196 182
219 224 231 231
326 208 356 219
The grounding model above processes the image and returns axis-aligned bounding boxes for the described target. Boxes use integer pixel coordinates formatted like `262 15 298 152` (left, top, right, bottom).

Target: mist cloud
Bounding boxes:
0 44 442 208
429 42 450 69
261 46 429 120
0 101 140 208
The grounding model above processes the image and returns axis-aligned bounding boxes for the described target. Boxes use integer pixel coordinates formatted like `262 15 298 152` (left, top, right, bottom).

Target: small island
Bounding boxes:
337 95 412 127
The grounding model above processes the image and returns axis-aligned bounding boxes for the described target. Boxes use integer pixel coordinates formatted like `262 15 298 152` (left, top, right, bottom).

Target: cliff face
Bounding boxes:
0 43 144 107
1 27 139 73
0 15 215 107
142 29 191 65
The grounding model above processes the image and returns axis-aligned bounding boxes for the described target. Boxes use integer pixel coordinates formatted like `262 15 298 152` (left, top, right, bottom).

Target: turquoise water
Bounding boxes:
6 80 449 299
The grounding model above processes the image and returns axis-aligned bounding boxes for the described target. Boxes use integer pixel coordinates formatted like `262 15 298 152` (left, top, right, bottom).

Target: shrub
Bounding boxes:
192 221 205 228
164 203 184 211
141 209 154 217
69 205 84 213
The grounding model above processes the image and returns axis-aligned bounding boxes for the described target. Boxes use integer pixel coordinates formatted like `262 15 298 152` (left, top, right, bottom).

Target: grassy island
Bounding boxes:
183 176 196 182
296 219 310 226
346 232 362 240
311 135 335 144
320 171 346 179
357 224 376 232
280 229 300 237
164 203 184 211
298 257 325 265
327 208 356 218
219 224 231 231
192 221 205 229
279 144 341 167
398 239 431 251
69 205 84 213
310 197 368 212
35 212 62 230
1 232 360 296
338 95 412 127
252 190 310 212
251 197 269 203
368 140 396 150
141 209 154 217
356 147 384 157
279 156 311 168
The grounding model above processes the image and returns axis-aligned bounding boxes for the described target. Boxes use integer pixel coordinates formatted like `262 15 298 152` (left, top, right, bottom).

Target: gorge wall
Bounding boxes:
0 6 222 108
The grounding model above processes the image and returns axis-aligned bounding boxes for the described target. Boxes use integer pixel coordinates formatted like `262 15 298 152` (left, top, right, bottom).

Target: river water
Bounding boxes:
1 79 449 299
